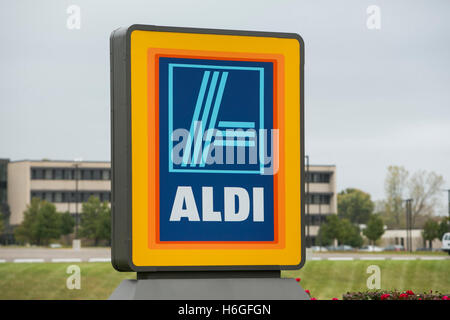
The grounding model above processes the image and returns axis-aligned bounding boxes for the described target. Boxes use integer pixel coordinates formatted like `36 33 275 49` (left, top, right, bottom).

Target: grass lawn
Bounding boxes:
283 260 450 300
0 262 134 300
0 260 448 300
317 250 448 256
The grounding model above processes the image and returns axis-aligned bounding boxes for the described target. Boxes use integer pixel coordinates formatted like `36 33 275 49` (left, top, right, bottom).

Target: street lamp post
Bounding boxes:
404 199 413 253
72 158 82 250
318 200 322 248
74 162 79 238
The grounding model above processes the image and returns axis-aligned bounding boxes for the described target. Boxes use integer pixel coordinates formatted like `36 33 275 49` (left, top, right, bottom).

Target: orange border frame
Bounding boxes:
147 48 285 250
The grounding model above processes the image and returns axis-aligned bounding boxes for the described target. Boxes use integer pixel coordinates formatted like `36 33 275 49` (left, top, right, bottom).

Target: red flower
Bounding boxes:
399 293 408 299
406 290 414 296
418 298 422 300
443 296 449 300
305 289 310 295
332 298 338 300
295 278 301 282
311 297 317 300
380 293 390 300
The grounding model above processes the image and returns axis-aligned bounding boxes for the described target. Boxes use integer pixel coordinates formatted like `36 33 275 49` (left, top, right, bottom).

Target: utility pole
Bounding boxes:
73 158 82 241
74 162 80 238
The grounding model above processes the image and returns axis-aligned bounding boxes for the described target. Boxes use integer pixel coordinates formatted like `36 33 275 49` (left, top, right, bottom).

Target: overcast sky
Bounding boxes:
1 0 449 210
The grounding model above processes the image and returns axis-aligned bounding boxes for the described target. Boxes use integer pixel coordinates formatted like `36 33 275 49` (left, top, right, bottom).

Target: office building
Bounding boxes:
6 160 111 225
305 165 337 246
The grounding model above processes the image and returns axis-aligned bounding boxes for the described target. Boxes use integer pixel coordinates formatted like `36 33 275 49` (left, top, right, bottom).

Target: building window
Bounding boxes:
54 192 62 202
30 190 111 203
82 169 92 180
306 193 331 205
92 170 101 180
43 192 53 202
99 192 111 202
44 169 53 180
31 168 44 179
31 191 42 199
53 169 63 180
74 170 79 180
308 214 329 226
306 172 331 183
31 167 111 180
92 192 100 200
64 169 73 180
102 169 110 180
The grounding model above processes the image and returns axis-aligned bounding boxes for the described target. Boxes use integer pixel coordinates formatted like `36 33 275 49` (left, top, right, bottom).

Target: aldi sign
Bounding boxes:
110 25 304 271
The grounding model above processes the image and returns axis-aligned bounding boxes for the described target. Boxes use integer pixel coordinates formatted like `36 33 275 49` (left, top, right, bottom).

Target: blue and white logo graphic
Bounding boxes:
164 58 274 175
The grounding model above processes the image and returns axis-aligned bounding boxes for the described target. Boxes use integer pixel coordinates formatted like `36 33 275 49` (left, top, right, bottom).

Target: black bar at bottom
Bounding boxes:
137 270 281 280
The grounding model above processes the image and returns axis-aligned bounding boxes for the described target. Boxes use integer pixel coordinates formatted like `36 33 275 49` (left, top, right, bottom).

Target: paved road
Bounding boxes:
0 247 448 263
310 252 449 261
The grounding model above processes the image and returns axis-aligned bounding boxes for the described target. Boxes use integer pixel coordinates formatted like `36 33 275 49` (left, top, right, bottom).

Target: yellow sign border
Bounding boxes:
130 30 302 267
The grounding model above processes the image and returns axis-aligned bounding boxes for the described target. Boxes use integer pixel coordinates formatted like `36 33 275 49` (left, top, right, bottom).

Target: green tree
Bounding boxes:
59 212 75 236
79 196 111 246
338 188 374 224
338 218 364 247
14 198 40 244
15 198 62 245
363 214 385 245
318 215 341 246
318 215 363 247
35 203 62 245
422 219 440 249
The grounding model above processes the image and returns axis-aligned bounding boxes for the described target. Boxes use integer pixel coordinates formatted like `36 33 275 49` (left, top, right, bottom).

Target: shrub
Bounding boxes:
342 290 449 300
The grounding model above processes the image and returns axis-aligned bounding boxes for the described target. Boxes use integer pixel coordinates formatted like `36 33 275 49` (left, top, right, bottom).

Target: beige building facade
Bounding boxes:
305 165 337 246
7 160 111 225
379 229 442 251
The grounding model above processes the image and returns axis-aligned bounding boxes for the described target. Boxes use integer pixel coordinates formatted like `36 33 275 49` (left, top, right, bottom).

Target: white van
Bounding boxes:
442 233 450 255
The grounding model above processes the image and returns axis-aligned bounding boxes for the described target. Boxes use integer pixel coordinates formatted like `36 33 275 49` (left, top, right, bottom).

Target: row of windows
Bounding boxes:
30 191 111 203
305 214 330 226
31 167 111 181
305 194 332 205
305 172 332 183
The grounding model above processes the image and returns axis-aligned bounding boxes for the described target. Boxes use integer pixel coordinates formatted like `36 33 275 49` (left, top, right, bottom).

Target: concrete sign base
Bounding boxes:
109 278 310 300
